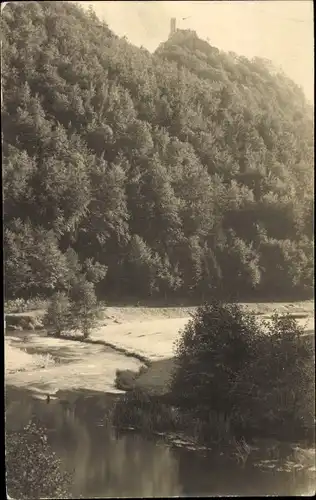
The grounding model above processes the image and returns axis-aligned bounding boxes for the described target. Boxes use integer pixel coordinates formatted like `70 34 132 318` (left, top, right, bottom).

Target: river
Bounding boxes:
6 384 315 497
5 322 316 497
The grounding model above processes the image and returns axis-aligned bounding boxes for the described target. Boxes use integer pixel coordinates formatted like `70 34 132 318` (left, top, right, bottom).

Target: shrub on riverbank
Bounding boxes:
6 420 72 499
113 301 314 447
171 301 314 442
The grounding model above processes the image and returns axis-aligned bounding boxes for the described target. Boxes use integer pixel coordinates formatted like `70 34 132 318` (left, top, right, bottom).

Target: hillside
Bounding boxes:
2 1 314 301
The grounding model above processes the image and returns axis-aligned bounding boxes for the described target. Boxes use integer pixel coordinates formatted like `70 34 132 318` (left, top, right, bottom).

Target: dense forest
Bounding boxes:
2 1 314 302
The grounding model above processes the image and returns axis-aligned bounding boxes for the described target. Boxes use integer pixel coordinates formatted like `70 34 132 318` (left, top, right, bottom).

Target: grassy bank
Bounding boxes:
115 360 172 395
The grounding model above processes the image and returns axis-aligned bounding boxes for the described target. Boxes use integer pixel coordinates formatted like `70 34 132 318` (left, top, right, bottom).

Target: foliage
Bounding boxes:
112 388 235 447
4 219 68 298
171 301 263 416
170 301 315 441
231 313 315 439
2 1 314 301
69 277 98 338
4 296 47 314
4 298 28 314
43 291 71 337
113 389 184 434
44 278 98 338
6 420 72 499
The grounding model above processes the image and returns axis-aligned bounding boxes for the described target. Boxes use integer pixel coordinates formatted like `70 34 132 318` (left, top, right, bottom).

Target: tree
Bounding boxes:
219 230 261 296
2 145 36 220
69 277 98 338
4 220 68 298
44 276 98 339
43 247 104 338
125 235 160 297
43 291 71 337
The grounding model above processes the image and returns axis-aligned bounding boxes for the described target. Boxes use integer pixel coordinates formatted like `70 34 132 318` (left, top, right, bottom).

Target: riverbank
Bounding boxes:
5 299 314 329
5 330 142 394
5 300 314 397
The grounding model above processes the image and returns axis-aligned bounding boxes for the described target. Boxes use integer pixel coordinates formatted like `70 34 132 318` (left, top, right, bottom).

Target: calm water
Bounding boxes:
5 386 315 497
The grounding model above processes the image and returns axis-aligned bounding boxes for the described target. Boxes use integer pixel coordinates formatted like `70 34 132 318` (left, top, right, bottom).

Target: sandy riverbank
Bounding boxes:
5 330 142 394
5 301 314 397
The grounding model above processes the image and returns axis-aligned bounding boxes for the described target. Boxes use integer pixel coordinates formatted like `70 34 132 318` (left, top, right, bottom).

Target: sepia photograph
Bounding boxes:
2 0 315 497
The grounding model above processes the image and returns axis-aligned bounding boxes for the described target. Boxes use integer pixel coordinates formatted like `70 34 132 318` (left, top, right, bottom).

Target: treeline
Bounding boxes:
2 1 314 301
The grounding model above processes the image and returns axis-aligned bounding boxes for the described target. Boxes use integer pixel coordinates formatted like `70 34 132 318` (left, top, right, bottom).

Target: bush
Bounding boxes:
6 420 72 499
171 300 263 417
5 297 48 314
232 313 315 439
112 388 236 447
5 298 27 313
170 300 315 442
115 369 137 391
25 296 48 311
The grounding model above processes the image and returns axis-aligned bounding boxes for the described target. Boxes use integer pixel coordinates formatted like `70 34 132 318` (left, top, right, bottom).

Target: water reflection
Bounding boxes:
5 386 315 498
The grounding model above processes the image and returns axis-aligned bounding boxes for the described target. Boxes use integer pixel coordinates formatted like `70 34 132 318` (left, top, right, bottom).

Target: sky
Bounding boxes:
78 0 314 103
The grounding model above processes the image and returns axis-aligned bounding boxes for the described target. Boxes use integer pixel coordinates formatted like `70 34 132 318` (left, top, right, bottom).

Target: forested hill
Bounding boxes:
2 1 314 301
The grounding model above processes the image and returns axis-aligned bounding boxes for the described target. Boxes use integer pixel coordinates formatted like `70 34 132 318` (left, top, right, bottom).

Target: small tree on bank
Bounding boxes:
43 249 104 338
44 278 98 340
68 277 98 338
44 291 71 337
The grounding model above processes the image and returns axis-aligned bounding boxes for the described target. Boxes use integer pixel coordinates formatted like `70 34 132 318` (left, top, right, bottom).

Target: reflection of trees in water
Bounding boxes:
177 447 315 496
6 390 181 497
56 414 181 497
77 430 182 497
5 389 314 497
5 398 33 431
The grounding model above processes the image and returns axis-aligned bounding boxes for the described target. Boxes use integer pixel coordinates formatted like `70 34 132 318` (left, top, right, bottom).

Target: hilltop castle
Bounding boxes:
168 17 197 40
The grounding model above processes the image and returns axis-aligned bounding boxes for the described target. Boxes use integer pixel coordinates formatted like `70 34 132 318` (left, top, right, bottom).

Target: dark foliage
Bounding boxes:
6 420 72 499
171 302 315 441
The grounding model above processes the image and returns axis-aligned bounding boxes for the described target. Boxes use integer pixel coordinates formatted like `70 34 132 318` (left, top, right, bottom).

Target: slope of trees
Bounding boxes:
2 1 314 301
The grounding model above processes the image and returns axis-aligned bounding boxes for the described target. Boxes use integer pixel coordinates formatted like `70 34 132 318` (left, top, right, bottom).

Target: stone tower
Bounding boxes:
170 17 176 37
